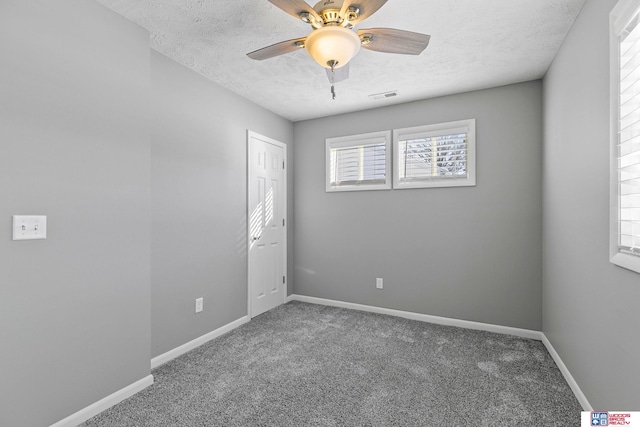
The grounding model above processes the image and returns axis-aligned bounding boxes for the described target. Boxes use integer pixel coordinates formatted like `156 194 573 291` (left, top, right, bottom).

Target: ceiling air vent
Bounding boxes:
369 90 399 100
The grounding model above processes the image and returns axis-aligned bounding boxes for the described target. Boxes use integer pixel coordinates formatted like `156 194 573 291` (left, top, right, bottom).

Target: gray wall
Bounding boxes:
0 1 151 426
543 0 640 409
293 81 543 330
150 51 293 357
0 1 294 425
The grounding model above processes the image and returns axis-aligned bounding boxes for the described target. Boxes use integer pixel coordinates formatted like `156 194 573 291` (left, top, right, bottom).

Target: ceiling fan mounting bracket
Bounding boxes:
360 33 374 46
345 6 360 22
299 12 314 23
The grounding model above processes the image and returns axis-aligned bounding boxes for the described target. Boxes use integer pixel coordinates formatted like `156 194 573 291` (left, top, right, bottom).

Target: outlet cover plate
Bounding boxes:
195 297 203 313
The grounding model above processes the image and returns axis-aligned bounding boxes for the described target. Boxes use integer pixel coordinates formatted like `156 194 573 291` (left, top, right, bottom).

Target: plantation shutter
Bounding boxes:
618 12 640 256
326 131 391 192
397 128 469 184
330 142 387 186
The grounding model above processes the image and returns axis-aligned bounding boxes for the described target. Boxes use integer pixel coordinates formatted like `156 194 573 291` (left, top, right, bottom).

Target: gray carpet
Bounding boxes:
81 301 582 426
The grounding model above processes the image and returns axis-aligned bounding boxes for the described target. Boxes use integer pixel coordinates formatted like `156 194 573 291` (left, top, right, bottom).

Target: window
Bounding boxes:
326 131 391 192
393 119 476 189
611 0 640 273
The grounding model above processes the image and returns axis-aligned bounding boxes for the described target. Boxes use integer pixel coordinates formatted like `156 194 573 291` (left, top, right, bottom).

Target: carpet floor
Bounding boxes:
81 301 582 426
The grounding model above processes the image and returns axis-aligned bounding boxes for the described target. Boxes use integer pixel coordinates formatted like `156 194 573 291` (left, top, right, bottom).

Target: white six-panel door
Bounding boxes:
248 131 286 318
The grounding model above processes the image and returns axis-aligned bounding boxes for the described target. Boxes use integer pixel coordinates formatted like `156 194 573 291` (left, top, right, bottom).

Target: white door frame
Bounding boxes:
247 130 287 318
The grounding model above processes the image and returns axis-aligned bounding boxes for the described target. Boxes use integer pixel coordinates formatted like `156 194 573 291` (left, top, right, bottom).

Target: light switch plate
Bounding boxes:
13 215 47 240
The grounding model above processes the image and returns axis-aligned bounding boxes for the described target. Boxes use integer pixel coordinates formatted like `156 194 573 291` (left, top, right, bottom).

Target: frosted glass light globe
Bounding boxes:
305 26 361 69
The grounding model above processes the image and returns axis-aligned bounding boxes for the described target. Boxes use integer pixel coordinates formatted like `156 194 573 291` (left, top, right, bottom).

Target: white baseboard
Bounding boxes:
287 294 542 340
151 315 250 369
49 374 153 427
541 334 593 411
287 294 592 410
49 316 249 426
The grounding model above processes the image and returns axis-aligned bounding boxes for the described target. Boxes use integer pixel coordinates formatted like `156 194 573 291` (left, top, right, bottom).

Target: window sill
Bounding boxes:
394 178 476 189
610 252 640 274
326 184 391 192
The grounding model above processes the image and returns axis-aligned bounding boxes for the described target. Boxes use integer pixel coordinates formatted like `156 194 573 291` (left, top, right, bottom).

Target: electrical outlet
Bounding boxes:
376 278 383 289
195 297 203 313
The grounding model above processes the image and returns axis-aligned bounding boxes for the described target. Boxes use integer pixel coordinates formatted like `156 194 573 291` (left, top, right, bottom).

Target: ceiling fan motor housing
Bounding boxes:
320 9 342 24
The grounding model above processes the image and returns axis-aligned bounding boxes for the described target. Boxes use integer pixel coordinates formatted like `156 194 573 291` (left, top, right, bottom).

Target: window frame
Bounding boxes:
325 130 391 192
392 119 476 189
610 0 640 274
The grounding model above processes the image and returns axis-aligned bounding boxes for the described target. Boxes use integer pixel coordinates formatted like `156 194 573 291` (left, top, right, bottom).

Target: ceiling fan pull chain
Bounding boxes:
329 61 337 100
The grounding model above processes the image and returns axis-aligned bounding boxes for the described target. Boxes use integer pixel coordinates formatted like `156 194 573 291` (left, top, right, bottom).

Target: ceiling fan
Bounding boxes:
247 0 430 99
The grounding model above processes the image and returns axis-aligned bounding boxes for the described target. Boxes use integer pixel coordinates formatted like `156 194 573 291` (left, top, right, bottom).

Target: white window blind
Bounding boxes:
330 142 386 185
618 10 640 256
326 131 391 192
393 119 476 189
398 131 468 182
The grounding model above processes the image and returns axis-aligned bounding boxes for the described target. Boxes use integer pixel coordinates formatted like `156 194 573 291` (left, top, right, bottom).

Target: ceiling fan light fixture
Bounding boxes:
305 26 361 69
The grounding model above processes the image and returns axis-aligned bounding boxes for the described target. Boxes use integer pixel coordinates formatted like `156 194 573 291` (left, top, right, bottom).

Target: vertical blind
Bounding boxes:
397 132 468 183
619 12 640 255
329 142 387 186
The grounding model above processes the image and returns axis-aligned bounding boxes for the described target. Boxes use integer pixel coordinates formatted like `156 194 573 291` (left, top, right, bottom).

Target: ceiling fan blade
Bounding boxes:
340 0 388 25
247 37 306 61
268 0 321 22
358 28 430 55
326 63 350 83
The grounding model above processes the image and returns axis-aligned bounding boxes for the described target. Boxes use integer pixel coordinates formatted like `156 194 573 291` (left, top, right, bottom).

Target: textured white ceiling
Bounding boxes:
96 0 586 122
